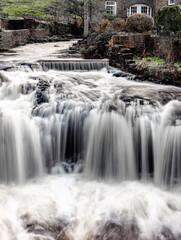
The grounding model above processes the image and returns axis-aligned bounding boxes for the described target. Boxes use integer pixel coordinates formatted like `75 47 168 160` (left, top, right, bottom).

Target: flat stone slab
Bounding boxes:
38 59 109 63
0 61 15 70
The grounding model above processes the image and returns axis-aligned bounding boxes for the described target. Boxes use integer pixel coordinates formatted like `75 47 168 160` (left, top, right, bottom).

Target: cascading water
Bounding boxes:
0 65 181 240
39 60 109 71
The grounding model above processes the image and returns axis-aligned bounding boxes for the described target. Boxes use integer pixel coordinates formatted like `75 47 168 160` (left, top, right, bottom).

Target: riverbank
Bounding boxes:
1 38 180 87
128 56 181 87
79 31 181 86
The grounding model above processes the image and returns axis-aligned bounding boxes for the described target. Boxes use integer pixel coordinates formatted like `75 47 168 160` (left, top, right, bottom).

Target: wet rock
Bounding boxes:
95 222 140 240
113 71 128 78
56 230 70 240
108 104 118 112
27 220 68 239
116 85 181 105
160 227 177 240
21 82 36 94
0 62 14 71
120 95 154 105
158 91 174 105
53 82 62 93
20 62 33 68
35 90 49 105
0 72 9 83
37 79 50 92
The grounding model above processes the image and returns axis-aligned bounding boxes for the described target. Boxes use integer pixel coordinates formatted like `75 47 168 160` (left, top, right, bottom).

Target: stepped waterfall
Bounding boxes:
0 64 181 240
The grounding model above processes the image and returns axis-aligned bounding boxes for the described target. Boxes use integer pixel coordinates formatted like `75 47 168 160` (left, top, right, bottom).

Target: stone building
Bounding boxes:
155 0 181 14
92 0 181 20
84 0 181 35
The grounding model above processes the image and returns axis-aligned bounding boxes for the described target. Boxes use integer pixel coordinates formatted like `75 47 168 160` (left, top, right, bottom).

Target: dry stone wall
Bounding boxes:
111 33 181 61
0 29 49 50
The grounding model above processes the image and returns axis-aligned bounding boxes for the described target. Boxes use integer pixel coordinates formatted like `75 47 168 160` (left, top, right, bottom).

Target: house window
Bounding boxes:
168 0 175 5
141 6 148 14
105 1 117 15
127 4 152 17
131 6 137 15
148 7 151 15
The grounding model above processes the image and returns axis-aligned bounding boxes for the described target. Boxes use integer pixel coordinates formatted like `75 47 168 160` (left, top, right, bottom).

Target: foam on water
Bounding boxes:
0 175 181 240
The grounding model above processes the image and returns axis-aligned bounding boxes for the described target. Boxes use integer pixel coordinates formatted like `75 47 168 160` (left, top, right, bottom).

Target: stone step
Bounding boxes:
122 53 134 59
120 48 131 54
111 47 119 53
125 59 136 64
112 44 125 49
129 46 136 53
113 35 129 45
128 64 137 69
109 53 119 60
116 63 124 69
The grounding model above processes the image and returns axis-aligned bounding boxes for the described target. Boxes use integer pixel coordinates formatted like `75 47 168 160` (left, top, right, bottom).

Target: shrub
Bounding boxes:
94 30 116 57
156 6 181 33
101 12 117 21
96 19 112 33
112 18 125 31
125 13 154 33
96 18 126 33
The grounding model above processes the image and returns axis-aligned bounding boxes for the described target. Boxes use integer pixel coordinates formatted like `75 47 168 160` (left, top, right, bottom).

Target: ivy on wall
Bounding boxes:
156 6 181 33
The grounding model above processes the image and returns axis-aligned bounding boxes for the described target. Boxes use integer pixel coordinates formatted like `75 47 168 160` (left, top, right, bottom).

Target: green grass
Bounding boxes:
146 56 165 64
135 56 166 71
174 62 181 68
135 56 181 73
134 56 165 65
133 55 137 61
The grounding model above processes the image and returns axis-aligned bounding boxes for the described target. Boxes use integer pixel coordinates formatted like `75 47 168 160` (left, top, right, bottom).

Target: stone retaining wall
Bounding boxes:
0 19 40 30
0 29 49 50
150 35 181 61
112 33 181 62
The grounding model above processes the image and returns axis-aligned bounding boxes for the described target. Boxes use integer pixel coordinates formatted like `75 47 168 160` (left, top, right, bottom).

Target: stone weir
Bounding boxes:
0 59 109 71
38 59 109 71
0 59 109 72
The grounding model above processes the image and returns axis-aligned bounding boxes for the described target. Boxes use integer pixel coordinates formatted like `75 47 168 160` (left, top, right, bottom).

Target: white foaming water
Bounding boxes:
0 175 181 240
0 67 181 239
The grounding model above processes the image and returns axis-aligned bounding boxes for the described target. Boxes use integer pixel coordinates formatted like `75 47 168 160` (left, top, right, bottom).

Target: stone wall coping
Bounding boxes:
1 28 46 33
38 59 109 63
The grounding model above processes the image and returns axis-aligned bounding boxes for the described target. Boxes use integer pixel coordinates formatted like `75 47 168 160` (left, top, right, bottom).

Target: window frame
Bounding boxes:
105 1 117 15
131 6 137 15
168 0 175 5
127 4 152 17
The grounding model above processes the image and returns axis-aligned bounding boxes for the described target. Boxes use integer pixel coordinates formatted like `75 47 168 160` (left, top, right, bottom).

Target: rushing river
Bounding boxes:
0 64 181 240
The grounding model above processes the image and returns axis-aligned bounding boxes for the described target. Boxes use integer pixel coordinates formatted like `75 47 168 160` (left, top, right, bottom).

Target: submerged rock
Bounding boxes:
35 90 49 105
26 220 69 239
0 72 9 83
37 78 50 92
95 221 140 240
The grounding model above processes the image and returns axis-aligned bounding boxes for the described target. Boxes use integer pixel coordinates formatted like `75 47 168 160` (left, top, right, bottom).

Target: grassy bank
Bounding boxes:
133 56 181 85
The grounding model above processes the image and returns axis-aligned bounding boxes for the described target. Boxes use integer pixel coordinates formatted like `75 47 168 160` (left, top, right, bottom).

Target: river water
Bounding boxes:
0 44 181 239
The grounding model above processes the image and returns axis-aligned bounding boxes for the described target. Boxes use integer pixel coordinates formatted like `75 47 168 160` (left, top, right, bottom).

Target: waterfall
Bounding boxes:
1 65 181 240
83 100 181 187
0 67 181 187
39 60 109 71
